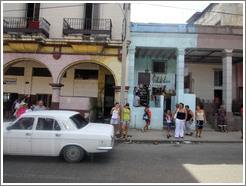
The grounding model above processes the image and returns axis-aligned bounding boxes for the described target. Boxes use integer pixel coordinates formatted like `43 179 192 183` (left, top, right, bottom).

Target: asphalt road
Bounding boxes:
3 143 244 183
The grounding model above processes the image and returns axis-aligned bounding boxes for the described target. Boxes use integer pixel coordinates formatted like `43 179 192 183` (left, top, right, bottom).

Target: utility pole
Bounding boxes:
119 3 130 135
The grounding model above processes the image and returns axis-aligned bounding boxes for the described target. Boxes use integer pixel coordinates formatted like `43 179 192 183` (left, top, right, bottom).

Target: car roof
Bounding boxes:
21 110 80 119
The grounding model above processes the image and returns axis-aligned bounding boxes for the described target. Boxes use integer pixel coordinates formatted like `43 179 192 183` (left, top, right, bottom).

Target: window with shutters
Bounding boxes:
214 69 223 86
153 61 166 73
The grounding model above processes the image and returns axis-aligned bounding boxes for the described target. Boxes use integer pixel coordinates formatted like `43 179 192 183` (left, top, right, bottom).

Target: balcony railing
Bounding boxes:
63 18 112 38
3 17 50 38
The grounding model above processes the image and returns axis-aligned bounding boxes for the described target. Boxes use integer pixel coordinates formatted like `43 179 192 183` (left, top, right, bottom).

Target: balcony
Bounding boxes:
3 17 50 38
63 18 112 38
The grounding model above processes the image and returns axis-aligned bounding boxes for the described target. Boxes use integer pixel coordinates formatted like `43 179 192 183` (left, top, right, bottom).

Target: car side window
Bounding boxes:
10 118 34 130
36 118 61 131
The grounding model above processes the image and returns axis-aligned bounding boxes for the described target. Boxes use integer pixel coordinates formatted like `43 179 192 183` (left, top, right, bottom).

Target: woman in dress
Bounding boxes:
195 105 207 138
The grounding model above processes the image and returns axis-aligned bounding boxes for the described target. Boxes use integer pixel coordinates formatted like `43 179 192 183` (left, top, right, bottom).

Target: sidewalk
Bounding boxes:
3 118 243 143
117 123 243 144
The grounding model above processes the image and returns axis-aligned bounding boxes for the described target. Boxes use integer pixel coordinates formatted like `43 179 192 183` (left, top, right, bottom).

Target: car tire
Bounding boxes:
63 145 84 163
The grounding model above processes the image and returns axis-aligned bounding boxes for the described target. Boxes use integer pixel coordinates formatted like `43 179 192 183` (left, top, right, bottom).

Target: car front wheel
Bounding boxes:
63 145 84 163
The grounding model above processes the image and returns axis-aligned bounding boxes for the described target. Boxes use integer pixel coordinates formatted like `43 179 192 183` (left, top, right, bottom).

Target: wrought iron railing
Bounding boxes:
3 17 50 38
63 18 112 38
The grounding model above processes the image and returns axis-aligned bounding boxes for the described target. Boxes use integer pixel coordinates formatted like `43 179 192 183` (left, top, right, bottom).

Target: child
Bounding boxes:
142 106 151 132
165 110 172 139
120 103 131 140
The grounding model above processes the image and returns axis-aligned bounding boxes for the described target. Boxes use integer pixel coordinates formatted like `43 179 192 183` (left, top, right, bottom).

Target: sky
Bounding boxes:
130 1 212 24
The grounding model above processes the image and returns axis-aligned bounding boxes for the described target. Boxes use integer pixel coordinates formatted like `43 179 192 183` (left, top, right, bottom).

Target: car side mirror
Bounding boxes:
6 126 12 130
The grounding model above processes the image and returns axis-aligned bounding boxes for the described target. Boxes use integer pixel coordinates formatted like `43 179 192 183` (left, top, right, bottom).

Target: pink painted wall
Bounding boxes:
237 62 243 87
3 53 91 83
59 96 90 110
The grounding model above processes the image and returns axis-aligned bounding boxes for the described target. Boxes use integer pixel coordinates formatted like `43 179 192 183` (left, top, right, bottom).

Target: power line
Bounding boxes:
136 2 243 16
3 2 243 17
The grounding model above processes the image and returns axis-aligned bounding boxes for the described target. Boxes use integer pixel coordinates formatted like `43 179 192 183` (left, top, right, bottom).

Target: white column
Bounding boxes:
49 83 64 110
127 47 136 107
222 49 233 112
176 48 185 103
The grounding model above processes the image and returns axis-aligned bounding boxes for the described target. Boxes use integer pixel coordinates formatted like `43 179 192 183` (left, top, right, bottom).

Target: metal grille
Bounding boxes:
3 17 50 38
63 18 112 37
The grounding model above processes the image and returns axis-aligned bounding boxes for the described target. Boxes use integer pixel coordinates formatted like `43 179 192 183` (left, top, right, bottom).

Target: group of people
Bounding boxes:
110 102 131 140
165 103 207 139
110 98 240 140
13 99 47 119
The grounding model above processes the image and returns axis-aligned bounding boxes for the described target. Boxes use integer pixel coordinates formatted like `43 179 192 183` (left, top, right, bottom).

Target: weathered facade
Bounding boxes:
128 23 243 130
186 3 243 26
187 2 244 107
3 3 130 120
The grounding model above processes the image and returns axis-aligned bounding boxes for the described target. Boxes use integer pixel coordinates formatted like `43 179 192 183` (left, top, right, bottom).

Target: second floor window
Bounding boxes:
153 61 166 73
214 70 223 86
27 3 40 20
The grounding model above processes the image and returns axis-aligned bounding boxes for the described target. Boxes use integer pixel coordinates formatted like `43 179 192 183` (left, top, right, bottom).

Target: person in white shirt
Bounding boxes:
133 92 141 107
110 102 120 137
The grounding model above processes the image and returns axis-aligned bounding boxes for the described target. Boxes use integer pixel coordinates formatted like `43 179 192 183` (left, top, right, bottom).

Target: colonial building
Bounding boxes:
128 23 243 130
3 3 130 121
187 3 243 106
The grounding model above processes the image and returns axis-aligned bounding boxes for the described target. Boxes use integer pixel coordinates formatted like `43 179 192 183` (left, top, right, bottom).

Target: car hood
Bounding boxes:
81 123 114 136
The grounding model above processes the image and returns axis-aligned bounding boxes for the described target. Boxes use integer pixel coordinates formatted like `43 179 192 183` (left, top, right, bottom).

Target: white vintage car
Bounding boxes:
3 110 114 163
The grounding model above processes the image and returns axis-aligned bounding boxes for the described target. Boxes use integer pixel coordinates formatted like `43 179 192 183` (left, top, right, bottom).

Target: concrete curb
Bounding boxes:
115 139 243 144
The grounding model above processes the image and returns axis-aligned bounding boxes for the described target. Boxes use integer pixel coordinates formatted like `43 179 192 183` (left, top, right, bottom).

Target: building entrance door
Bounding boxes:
214 90 222 108
104 75 115 118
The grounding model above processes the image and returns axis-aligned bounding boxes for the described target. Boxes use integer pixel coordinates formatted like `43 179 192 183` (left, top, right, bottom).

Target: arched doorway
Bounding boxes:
3 59 53 118
58 61 116 122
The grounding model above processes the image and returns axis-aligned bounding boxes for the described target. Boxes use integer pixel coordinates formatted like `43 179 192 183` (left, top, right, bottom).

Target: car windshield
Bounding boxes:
70 114 89 129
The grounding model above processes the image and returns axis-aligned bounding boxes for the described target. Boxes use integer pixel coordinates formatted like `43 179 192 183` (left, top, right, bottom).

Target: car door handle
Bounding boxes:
56 134 61 137
26 133 31 136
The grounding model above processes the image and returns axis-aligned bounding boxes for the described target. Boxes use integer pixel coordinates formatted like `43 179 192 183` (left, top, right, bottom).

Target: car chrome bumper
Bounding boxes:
97 147 113 150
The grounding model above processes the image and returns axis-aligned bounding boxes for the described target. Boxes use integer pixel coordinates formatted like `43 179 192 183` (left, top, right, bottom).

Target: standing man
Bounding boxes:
216 105 227 133
133 92 141 107
34 100 46 111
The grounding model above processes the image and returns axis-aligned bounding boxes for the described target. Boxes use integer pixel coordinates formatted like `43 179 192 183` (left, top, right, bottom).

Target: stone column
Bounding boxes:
127 47 136 108
222 49 233 112
176 48 185 103
222 49 234 130
49 83 64 110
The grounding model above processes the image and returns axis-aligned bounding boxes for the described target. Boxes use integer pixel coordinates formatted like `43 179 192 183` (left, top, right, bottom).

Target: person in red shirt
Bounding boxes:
142 106 151 132
16 102 27 118
240 105 243 139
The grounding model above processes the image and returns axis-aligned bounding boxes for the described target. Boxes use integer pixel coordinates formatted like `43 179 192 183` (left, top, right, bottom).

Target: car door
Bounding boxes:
31 117 62 156
6 117 35 155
